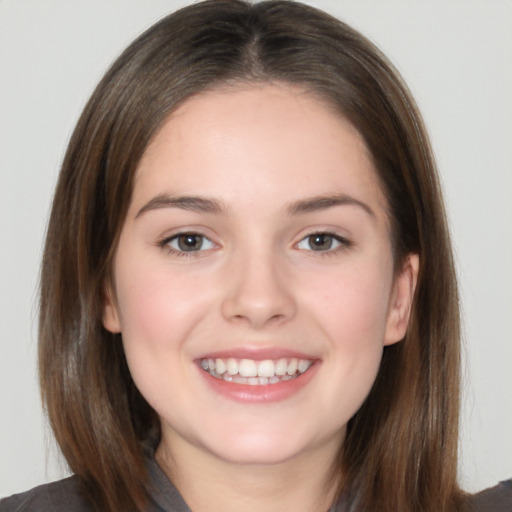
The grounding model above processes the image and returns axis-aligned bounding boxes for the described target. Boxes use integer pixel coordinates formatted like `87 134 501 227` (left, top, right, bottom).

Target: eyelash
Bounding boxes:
157 230 352 257
296 231 352 256
158 232 215 257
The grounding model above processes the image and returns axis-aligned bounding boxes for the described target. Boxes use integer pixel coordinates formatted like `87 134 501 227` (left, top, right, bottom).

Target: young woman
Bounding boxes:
1 1 510 511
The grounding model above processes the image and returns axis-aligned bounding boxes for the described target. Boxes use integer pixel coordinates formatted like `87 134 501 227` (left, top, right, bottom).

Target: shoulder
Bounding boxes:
467 480 512 512
0 476 92 512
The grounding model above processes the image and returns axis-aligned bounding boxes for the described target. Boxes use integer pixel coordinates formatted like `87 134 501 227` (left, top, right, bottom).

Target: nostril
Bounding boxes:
220 265 297 328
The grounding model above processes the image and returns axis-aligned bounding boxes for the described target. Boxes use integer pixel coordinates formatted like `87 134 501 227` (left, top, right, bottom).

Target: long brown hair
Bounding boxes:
39 1 463 510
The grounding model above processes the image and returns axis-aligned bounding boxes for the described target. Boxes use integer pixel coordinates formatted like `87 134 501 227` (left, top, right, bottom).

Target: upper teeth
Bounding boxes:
200 357 312 378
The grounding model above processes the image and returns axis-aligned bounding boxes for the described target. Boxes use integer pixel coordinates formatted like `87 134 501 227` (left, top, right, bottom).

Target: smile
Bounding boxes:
200 357 313 385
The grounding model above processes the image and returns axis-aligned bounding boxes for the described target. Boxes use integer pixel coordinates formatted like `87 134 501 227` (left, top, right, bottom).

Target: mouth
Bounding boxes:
200 357 314 386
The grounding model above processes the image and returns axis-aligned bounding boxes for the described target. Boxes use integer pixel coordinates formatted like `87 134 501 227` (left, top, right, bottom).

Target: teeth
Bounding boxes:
239 359 257 377
298 359 311 373
200 356 314 385
215 358 226 375
275 358 287 376
257 360 275 377
227 358 238 375
287 358 298 375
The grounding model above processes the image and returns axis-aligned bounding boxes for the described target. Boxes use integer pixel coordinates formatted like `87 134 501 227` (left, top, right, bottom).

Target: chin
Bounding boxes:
206 436 308 466
194 420 340 467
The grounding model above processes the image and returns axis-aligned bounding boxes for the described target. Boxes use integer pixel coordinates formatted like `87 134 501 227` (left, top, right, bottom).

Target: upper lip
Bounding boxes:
196 347 318 361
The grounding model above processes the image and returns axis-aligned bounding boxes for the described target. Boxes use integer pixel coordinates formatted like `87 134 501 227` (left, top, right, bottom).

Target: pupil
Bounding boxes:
310 234 332 251
178 234 202 251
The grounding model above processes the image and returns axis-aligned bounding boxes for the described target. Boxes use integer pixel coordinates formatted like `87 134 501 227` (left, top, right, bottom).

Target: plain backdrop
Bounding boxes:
1 0 511 498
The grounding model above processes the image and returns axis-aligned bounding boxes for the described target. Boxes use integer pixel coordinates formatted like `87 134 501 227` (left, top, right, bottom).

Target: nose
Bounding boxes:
221 250 297 330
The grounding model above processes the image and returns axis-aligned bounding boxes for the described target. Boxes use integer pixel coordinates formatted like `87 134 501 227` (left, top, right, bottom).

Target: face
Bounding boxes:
104 84 418 469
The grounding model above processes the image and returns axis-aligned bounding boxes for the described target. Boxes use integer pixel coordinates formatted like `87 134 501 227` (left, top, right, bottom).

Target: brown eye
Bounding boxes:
297 232 349 253
307 234 335 251
167 233 214 253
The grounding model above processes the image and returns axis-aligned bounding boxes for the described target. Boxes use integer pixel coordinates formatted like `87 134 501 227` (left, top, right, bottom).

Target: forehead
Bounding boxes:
131 83 388 219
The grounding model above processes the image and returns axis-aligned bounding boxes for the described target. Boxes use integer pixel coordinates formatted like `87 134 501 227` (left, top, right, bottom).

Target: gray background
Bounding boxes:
1 0 511 497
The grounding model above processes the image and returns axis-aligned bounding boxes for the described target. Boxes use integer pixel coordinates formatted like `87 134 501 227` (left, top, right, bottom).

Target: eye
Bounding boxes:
164 233 215 253
297 232 349 252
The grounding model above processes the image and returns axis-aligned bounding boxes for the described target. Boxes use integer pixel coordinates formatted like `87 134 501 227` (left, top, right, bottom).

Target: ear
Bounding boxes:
384 253 419 346
103 282 122 333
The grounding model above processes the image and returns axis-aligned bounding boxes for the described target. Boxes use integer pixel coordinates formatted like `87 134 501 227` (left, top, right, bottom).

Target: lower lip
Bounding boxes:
197 362 320 403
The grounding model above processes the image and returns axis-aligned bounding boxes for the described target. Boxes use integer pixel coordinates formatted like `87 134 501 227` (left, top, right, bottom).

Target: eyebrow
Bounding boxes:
135 193 375 219
286 194 376 218
135 195 226 218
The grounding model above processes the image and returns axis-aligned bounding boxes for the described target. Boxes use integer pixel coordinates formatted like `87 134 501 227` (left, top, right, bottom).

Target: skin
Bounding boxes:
103 83 418 512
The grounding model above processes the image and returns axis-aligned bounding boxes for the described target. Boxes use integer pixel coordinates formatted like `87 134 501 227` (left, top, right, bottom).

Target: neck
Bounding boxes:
155 436 342 512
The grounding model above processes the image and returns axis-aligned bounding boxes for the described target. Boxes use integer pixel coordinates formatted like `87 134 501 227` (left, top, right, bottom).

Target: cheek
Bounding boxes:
305 262 393 343
300 262 392 415
115 258 210 336
112 264 217 416
112 259 215 379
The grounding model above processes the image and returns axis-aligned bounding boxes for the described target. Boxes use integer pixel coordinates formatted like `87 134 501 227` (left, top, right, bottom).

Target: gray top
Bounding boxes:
1 460 511 511
0 459 190 512
469 479 512 512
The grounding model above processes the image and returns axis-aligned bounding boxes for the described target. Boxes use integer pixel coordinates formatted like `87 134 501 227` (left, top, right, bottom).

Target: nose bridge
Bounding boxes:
221 240 296 329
